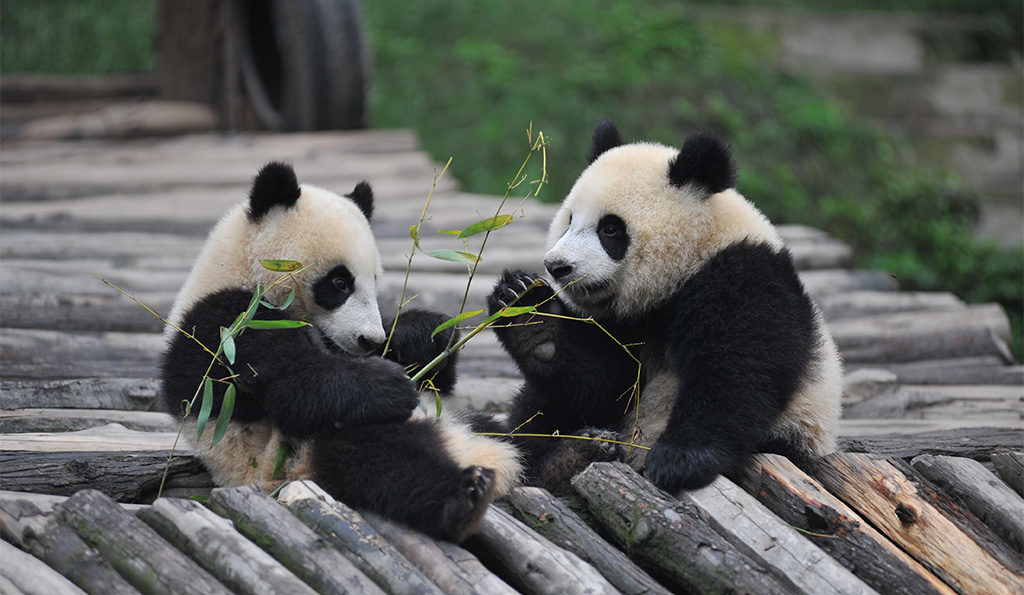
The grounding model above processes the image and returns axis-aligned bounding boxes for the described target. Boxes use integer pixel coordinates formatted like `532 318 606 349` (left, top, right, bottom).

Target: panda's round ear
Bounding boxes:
347 181 374 221
668 132 736 196
588 118 623 164
249 162 301 222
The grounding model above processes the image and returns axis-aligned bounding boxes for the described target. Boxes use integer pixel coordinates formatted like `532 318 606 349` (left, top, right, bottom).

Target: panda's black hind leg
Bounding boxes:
440 466 497 543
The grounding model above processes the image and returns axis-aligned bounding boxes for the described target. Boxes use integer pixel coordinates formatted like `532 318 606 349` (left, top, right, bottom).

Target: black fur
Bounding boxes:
313 265 355 311
588 118 624 164
248 162 301 222
347 181 374 221
490 240 817 494
668 132 736 195
597 214 629 260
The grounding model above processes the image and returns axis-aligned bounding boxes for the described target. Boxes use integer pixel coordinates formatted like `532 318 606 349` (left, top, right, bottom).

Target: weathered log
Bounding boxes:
278 480 443 595
811 453 1024 594
0 328 162 379
910 454 1024 553
362 510 517 595
208 485 383 595
0 378 159 410
798 269 897 296
838 427 1024 462
843 384 1023 420
571 462 795 594
840 418 1021 437
847 357 1024 385
817 290 964 320
991 452 1024 497
828 304 1013 364
682 475 874 594
466 505 618 595
0 538 88 595
506 486 671 595
0 409 175 433
58 490 230 594
735 454 954 595
138 497 315 595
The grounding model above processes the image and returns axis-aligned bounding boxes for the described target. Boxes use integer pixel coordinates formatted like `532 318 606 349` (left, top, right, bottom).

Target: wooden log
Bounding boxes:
278 480 443 595
735 454 955 595
571 462 796 594
811 453 1024 594
58 490 230 595
0 293 170 333
138 497 315 595
0 409 175 434
0 378 159 410
466 505 618 595
838 427 1024 462
207 485 384 595
506 486 671 595
847 356 1024 385
991 452 1024 497
840 418 1022 437
26 516 141 595
787 238 853 270
843 384 1024 420
0 538 88 595
682 475 874 594
910 454 1024 553
0 328 162 380
798 269 898 296
362 511 517 595
817 290 964 320
828 304 1013 364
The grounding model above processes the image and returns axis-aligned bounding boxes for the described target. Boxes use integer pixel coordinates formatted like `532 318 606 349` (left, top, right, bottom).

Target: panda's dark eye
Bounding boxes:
599 220 623 237
332 277 350 292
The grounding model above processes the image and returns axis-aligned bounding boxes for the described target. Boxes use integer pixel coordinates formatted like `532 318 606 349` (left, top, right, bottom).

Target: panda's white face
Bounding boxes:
545 141 782 319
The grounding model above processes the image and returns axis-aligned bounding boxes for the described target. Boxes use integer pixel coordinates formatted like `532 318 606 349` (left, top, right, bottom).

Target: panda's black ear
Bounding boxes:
588 118 623 164
668 132 736 195
347 181 374 221
249 162 301 222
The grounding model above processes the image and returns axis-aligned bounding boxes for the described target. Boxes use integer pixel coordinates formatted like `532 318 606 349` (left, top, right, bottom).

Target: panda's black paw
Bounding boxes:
440 466 497 542
381 309 460 393
488 270 562 363
644 442 729 494
536 428 624 495
349 358 420 425
578 427 626 460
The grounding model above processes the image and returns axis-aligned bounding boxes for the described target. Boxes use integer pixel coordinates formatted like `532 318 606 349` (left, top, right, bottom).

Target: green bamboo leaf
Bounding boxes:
431 309 485 338
221 328 236 364
271 441 291 479
437 229 462 236
260 259 303 272
246 319 308 329
458 215 514 238
196 377 213 441
480 305 537 327
211 383 236 446
427 249 480 264
258 288 295 311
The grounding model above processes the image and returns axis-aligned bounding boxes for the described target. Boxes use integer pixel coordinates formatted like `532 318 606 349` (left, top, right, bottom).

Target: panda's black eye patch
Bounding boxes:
597 214 629 260
314 265 355 311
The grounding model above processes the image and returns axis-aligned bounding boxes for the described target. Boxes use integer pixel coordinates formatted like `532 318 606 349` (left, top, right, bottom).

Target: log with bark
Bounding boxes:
0 538 88 595
466 505 618 595
506 486 671 595
838 427 1023 462
991 451 1024 497
811 452 1024 594
910 454 1024 553
207 485 383 595
735 454 954 595
278 480 443 595
0 378 158 410
571 462 797 594
57 489 230 595
138 497 315 595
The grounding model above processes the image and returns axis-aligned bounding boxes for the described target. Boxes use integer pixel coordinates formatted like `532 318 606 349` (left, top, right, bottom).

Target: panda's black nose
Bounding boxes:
358 335 383 354
544 258 574 280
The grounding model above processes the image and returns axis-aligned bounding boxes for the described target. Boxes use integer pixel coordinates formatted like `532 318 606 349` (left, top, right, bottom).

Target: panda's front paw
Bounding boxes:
488 270 562 363
488 270 559 314
644 442 730 493
350 359 420 425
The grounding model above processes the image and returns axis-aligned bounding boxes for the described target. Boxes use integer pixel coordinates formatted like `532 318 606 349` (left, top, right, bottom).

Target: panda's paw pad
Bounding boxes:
461 465 497 506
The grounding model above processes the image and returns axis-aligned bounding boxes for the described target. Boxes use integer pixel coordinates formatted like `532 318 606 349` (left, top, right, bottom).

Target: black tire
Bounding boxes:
232 0 370 131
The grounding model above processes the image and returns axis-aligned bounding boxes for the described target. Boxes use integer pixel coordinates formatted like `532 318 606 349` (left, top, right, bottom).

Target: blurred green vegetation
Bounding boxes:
1 0 1019 358
1 0 155 74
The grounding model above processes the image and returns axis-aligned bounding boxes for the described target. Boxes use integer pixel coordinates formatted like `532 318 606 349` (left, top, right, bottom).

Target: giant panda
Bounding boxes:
487 120 841 494
162 162 521 542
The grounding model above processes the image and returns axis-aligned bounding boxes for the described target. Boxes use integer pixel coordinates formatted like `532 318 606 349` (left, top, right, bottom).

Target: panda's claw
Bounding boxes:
515 279 529 292
504 287 520 302
496 299 509 309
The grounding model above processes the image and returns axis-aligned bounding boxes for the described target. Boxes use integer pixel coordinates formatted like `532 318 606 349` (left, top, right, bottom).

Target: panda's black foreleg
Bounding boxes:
379 308 460 393
311 420 496 543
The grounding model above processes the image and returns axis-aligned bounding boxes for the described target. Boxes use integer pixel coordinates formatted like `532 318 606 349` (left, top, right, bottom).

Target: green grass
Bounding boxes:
1 0 155 75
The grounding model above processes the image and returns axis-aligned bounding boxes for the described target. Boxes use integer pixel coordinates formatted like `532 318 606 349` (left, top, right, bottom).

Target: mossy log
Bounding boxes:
467 505 618 595
910 454 1024 553
278 480 443 595
0 538 87 595
362 510 517 595
506 486 671 595
570 462 795 594
138 497 315 595
57 489 229 595
208 485 383 595
811 452 1024 594
735 454 954 595
682 474 873 594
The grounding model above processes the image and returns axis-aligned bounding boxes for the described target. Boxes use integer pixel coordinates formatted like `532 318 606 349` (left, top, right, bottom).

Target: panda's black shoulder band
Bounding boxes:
668 132 736 195
249 162 301 222
588 118 624 164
